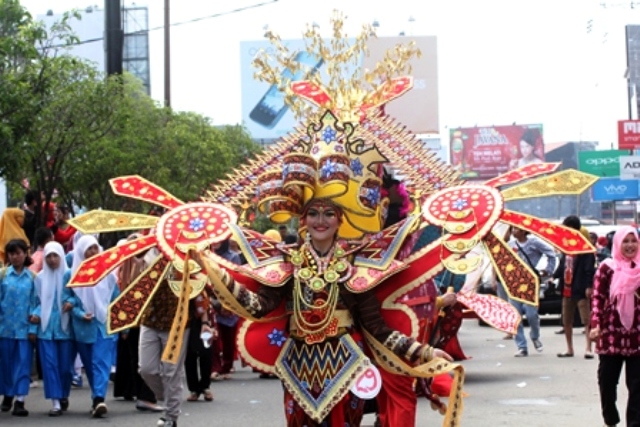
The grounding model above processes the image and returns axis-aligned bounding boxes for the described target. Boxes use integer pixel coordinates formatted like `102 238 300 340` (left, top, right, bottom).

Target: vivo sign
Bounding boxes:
620 155 640 179
603 184 628 194
618 120 640 149
592 177 639 202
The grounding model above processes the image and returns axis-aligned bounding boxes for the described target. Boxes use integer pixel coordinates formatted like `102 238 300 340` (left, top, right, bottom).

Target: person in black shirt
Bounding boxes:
22 191 38 247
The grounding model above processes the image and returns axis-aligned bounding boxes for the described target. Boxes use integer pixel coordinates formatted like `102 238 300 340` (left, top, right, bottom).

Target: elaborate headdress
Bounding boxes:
256 110 389 239
234 11 457 239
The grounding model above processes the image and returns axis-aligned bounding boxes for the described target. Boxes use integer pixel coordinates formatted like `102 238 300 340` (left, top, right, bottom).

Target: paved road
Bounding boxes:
2 318 620 426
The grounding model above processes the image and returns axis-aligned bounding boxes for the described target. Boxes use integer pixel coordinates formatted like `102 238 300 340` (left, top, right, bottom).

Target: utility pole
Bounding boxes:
164 0 171 107
105 0 123 76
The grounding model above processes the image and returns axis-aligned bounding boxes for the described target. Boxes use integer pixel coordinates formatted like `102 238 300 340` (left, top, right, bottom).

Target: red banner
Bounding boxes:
618 120 640 150
449 124 545 180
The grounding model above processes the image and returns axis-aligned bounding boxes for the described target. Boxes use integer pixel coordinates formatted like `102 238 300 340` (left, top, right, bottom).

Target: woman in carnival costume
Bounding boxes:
192 16 597 426
64 12 598 427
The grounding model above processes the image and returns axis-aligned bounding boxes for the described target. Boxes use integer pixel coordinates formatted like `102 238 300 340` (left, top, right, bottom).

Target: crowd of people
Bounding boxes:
0 193 261 426
492 214 640 427
2 187 640 427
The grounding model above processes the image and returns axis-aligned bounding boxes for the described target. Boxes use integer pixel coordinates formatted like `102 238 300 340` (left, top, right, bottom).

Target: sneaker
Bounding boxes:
91 402 107 418
514 348 528 357
11 401 28 417
72 374 83 388
158 417 178 427
533 339 544 352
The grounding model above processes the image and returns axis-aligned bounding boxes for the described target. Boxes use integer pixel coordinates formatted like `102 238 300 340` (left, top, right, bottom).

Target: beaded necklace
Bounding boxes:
290 241 352 335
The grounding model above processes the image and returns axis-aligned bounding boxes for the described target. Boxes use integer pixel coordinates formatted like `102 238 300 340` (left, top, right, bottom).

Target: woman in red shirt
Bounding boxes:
591 225 640 427
52 207 75 250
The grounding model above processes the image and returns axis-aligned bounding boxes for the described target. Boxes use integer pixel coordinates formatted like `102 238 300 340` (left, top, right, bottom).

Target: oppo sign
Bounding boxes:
578 149 629 177
585 157 619 166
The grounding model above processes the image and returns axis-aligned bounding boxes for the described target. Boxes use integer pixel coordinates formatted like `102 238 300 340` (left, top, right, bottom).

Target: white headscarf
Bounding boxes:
35 241 69 332
71 235 112 324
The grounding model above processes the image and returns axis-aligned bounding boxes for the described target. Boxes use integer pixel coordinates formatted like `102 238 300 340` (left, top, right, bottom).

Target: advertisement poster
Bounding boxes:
240 36 438 140
620 155 640 179
449 124 544 180
618 120 640 150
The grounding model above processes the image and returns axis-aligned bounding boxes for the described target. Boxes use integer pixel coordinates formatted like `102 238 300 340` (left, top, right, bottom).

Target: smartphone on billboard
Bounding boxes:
249 51 324 129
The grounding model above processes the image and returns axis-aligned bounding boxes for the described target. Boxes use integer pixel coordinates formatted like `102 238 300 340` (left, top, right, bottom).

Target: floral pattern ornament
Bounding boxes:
268 328 287 347
189 217 205 231
322 126 337 143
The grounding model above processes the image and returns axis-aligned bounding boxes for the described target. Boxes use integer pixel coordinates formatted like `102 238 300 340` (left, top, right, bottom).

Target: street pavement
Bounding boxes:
1 318 619 426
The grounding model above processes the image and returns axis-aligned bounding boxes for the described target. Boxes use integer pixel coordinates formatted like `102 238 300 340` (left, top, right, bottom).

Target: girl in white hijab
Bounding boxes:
64 235 119 418
32 241 72 416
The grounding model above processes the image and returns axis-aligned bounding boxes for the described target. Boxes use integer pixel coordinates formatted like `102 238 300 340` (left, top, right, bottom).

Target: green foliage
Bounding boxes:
0 1 262 223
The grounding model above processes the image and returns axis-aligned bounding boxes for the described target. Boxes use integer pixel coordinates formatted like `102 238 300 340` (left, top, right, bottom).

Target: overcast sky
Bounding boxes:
20 0 640 148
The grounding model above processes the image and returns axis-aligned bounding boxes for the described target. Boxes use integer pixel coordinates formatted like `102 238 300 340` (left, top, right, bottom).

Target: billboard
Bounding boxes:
592 177 639 202
578 149 628 177
240 36 438 140
449 124 544 180
620 155 640 179
618 120 640 149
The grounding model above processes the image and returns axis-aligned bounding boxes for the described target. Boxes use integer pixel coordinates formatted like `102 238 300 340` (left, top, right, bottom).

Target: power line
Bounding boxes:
47 0 278 48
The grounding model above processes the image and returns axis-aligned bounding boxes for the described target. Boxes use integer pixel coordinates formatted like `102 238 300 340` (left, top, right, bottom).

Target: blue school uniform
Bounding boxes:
32 277 74 401
0 266 36 397
63 271 119 401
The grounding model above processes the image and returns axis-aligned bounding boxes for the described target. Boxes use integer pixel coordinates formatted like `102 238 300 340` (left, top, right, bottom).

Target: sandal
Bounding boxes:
584 352 595 359
187 392 199 402
557 352 574 358
210 372 222 381
203 389 214 401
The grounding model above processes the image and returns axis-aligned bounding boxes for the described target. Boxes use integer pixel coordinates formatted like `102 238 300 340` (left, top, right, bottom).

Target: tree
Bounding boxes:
1 1 262 220
0 0 109 225
0 1 80 179
59 74 262 213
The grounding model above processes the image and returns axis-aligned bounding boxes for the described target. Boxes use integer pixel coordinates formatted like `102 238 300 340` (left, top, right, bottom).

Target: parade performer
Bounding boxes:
65 12 597 427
